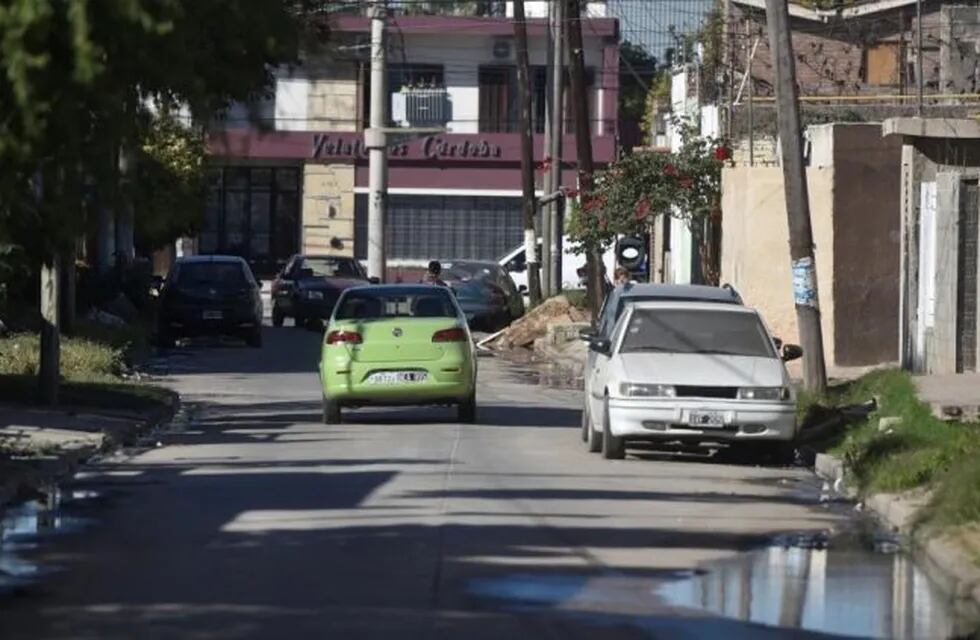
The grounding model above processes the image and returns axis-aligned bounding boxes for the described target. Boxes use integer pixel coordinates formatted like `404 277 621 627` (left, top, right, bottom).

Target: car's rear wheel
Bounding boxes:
272 305 285 328
322 394 342 424
586 402 603 453
601 399 626 460
458 393 477 424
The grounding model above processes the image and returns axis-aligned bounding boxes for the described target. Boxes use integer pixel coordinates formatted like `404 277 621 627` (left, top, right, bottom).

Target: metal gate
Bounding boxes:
354 194 524 262
957 180 979 373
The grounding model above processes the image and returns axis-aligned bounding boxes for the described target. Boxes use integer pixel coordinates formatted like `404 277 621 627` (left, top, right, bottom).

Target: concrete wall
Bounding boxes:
302 163 356 256
899 134 980 373
304 62 359 134
831 124 902 366
721 166 837 365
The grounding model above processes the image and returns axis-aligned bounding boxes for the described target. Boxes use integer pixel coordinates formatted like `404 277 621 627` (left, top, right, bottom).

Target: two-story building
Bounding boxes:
203 2 619 279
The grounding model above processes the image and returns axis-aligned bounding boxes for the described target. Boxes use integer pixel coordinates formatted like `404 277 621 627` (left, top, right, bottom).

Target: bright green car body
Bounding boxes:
318 285 477 421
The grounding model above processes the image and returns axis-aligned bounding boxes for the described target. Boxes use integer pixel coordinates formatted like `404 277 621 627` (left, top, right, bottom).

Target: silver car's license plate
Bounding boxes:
688 411 724 427
203 310 223 320
368 371 427 385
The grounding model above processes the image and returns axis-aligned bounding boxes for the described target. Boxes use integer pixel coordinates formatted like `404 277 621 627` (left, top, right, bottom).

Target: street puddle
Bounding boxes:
467 532 980 639
657 532 976 639
0 487 100 593
499 357 584 391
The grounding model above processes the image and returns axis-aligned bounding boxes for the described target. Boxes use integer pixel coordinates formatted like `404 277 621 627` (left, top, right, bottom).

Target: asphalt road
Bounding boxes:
0 327 854 640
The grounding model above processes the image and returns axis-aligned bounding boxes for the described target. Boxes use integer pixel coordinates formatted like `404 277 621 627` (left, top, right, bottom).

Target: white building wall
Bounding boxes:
507 1 607 18
275 73 310 132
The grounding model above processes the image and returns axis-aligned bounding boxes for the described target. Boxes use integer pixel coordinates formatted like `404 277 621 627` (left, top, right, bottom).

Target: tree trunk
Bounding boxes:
39 253 61 406
566 0 601 321
514 0 542 307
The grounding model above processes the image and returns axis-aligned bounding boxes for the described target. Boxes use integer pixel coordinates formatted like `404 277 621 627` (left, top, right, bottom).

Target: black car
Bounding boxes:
157 255 263 348
271 255 373 328
443 260 525 332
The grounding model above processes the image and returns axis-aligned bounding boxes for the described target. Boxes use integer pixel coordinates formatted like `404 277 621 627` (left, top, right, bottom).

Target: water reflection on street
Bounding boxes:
657 542 971 639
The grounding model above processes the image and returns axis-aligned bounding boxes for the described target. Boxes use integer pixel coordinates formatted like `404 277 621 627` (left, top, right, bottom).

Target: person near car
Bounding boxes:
422 260 448 287
613 266 633 287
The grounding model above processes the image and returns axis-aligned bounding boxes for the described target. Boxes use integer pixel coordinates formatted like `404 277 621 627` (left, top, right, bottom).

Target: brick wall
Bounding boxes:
731 2 943 98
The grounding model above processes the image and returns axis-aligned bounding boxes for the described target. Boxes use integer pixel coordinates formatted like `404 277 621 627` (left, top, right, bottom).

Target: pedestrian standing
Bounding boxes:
422 260 448 287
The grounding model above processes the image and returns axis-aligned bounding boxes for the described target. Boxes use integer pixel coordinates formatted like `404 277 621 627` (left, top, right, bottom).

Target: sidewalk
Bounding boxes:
915 372 980 420
0 400 177 508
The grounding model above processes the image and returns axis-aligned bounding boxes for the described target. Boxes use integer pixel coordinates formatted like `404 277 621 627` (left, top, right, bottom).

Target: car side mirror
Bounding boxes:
518 284 528 293
782 344 803 362
368 276 381 285
589 337 611 354
579 327 596 343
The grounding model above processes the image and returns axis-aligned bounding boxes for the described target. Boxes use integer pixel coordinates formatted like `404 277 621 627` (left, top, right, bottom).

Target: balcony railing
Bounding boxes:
392 87 450 127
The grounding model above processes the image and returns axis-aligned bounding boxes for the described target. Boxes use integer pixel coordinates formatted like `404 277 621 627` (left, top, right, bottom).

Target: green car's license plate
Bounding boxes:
368 371 428 385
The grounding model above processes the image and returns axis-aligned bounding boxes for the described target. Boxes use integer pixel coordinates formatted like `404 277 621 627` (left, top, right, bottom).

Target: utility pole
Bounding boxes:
916 0 924 116
541 2 555 298
548 0 565 295
366 1 388 282
765 0 827 393
567 0 601 320
515 0 542 306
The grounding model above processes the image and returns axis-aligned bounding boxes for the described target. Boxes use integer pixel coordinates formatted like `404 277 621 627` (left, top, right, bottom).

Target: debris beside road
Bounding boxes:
486 295 589 350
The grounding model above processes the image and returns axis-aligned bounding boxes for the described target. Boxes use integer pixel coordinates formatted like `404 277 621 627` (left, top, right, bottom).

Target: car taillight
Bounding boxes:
432 328 467 343
326 330 362 345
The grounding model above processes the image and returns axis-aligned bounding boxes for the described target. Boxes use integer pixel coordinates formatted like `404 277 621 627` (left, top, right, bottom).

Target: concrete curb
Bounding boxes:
814 451 980 617
0 394 179 511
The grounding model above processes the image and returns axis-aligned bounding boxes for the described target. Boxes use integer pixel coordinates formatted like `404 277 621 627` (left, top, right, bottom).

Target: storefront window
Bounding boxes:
200 166 301 277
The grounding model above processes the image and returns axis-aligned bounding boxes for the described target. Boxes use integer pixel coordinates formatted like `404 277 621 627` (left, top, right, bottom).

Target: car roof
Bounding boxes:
176 255 246 265
343 284 451 296
296 255 358 261
443 259 498 267
626 300 757 313
619 283 742 304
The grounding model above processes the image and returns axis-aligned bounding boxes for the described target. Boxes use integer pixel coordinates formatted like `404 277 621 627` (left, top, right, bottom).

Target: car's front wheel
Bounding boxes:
601 398 626 460
458 393 477 424
586 402 603 453
322 394 342 424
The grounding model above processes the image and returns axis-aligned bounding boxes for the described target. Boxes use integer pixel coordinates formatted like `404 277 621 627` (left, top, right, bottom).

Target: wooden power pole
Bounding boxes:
764 0 828 393
566 0 602 320
514 0 542 306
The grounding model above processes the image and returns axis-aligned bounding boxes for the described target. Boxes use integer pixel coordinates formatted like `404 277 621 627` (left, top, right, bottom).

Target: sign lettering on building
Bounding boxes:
311 133 502 161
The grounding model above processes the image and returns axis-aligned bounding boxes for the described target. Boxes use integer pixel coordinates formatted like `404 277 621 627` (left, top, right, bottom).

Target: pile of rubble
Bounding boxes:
483 295 589 351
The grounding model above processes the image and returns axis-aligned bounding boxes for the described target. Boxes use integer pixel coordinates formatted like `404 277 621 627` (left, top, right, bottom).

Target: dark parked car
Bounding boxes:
443 260 525 331
271 255 373 328
157 255 263 348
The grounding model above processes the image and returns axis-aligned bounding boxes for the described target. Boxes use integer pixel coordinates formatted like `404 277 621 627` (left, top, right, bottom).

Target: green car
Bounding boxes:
319 285 477 424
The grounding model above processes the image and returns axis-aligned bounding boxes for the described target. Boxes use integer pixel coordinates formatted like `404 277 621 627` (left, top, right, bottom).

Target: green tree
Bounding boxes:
0 0 312 404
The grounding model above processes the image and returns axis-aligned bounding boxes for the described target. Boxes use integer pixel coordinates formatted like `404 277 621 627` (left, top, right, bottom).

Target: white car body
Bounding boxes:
584 300 798 456
499 237 616 294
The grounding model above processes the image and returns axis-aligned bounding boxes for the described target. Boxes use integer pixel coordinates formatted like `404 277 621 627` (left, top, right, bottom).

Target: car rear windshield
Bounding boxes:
176 262 249 289
335 290 457 320
620 308 774 358
301 258 364 278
